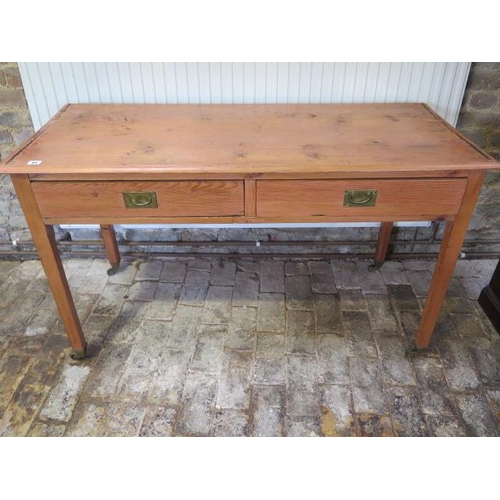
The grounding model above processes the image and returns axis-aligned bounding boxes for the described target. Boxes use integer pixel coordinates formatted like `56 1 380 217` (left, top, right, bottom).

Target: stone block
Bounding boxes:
285 261 309 276
285 415 320 437
366 294 398 333
350 357 387 413
452 314 487 338
388 386 428 436
314 294 343 334
217 350 253 409
102 403 146 437
167 305 201 351
93 283 129 317
308 260 337 293
251 385 285 437
459 277 484 301
257 293 285 333
106 301 147 344
331 259 361 289
201 285 233 324
387 284 421 312
86 343 132 398
438 339 480 390
28 422 66 437
316 334 349 384
179 271 209 306
286 310 316 355
412 356 455 415
187 258 212 272
65 402 108 437
356 263 388 295
135 260 163 281
11 128 34 146
0 130 13 145
254 357 286 385
0 108 33 129
176 372 217 436
232 271 259 307
459 110 500 130
468 91 498 110
237 259 260 273
0 88 26 107
285 275 314 310
406 270 432 297
376 335 416 386
467 342 500 386
455 392 499 437
381 261 410 284
425 415 467 437
3 65 23 87
145 282 182 321
486 389 500 420
84 312 118 352
344 310 377 358
160 260 187 282
286 355 318 417
190 324 226 374
260 260 285 293
147 349 191 405
225 306 256 351
256 332 285 358
319 384 355 436
211 259 237 285
339 288 366 311
211 409 249 437
139 406 177 437
357 414 394 437
39 365 90 422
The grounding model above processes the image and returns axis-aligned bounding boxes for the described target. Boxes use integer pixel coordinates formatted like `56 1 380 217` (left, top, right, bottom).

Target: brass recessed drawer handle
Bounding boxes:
344 189 377 207
123 191 158 208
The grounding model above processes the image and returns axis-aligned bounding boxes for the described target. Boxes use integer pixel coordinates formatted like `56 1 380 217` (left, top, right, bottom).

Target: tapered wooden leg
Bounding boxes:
100 224 121 275
369 222 393 271
414 172 486 349
11 175 87 358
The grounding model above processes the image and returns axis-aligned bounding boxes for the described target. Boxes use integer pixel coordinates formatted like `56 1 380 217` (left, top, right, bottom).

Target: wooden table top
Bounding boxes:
1 102 496 176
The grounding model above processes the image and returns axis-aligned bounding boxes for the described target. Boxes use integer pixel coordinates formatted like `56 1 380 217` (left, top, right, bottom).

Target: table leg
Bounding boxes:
100 224 121 275
11 175 87 359
369 222 393 271
414 171 486 350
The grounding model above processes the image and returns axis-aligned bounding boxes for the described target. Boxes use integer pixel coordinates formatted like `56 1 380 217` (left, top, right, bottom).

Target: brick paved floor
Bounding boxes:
0 256 499 436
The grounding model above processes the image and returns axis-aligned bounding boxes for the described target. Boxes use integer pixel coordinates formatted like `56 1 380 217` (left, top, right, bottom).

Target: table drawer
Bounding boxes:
256 179 468 219
32 180 245 218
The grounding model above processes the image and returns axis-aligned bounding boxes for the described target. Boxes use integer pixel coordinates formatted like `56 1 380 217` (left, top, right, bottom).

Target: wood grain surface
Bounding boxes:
1 103 495 175
32 180 244 218
256 178 468 219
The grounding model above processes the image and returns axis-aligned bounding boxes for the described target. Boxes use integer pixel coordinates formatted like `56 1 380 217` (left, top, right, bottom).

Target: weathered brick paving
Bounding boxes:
0 257 499 437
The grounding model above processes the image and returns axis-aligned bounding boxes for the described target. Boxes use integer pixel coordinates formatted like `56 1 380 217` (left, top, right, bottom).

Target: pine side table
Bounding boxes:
0 103 497 358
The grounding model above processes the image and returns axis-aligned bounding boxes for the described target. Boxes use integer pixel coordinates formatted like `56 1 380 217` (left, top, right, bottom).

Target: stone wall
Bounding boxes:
1 62 500 258
0 62 34 243
457 62 500 249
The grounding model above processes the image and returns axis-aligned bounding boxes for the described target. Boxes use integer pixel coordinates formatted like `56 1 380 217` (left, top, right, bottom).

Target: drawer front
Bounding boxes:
256 179 467 219
33 181 244 218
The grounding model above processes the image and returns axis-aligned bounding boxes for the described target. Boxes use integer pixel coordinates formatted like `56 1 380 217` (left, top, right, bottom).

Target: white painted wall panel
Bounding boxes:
17 62 470 231
19 62 471 130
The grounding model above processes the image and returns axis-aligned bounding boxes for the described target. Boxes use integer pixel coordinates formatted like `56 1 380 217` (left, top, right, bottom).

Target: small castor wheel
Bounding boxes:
405 344 427 359
368 262 383 273
107 263 120 276
70 346 88 360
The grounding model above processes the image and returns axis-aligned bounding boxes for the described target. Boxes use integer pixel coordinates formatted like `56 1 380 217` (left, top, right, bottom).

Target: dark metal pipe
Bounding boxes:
1 249 500 261
4 238 500 248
